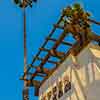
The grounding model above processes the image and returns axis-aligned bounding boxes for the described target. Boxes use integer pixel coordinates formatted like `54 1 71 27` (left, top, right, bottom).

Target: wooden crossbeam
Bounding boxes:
50 49 65 57
46 37 73 46
40 38 97 86
52 31 68 49
89 33 100 42
25 72 46 77
36 56 60 65
39 47 50 52
88 18 100 25
38 31 67 70
28 15 65 82
39 48 65 58
20 77 41 87
53 24 64 29
31 14 65 65
70 40 90 56
30 31 68 81
31 72 38 78
40 39 91 86
37 73 46 77
28 65 50 75
36 67 50 75
26 80 41 87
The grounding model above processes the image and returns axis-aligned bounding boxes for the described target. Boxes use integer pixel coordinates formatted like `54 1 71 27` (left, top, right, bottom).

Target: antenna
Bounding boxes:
14 0 37 99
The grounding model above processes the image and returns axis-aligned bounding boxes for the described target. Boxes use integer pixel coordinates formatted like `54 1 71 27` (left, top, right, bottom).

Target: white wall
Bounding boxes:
39 44 100 100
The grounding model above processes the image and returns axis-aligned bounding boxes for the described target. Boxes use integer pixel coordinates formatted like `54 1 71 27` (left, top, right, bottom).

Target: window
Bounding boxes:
58 81 63 98
47 91 52 100
52 86 57 100
63 75 71 93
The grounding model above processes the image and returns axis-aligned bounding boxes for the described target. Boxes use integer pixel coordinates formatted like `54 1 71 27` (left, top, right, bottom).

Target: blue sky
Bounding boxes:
0 0 100 100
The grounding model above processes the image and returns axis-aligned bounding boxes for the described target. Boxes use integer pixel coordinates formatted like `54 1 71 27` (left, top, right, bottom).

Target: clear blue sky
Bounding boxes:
0 0 100 100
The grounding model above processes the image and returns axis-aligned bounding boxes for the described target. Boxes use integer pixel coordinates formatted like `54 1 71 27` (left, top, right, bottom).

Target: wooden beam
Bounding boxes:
46 37 73 46
27 65 50 75
70 40 90 56
52 32 68 49
39 47 65 58
36 67 50 75
88 18 100 25
36 56 60 65
24 40 91 87
26 80 41 87
53 24 64 29
40 40 91 85
34 87 39 96
31 72 38 78
24 72 46 77
31 14 65 65
20 77 41 87
30 31 68 81
37 31 68 69
50 49 65 57
37 73 46 77
39 47 50 52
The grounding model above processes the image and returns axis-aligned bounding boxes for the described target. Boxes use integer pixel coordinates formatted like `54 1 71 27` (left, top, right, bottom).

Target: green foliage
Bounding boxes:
73 3 81 10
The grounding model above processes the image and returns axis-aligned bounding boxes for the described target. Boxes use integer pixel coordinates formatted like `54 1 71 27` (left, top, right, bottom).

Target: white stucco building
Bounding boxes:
39 43 100 100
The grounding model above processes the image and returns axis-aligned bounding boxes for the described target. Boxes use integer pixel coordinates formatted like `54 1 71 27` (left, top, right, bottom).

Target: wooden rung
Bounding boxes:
31 72 38 77
25 72 45 77
88 18 100 25
28 65 50 75
26 80 41 87
37 73 46 77
50 49 65 57
53 24 64 29
36 57 60 65
39 48 50 52
48 60 60 65
36 67 50 75
46 37 73 46
28 65 39 69
39 48 64 59
39 47 65 56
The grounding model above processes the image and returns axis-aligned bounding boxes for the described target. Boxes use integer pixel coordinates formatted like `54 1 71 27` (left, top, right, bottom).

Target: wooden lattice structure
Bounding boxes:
19 3 100 98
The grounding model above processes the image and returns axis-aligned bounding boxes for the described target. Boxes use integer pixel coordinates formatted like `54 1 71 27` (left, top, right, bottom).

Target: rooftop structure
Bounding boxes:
19 3 100 99
39 43 100 100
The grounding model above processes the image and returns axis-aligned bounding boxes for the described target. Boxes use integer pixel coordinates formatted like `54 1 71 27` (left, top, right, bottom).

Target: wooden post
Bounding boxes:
23 6 29 100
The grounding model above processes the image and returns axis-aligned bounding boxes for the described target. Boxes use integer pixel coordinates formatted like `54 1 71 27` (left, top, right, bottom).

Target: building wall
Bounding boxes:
39 44 100 100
